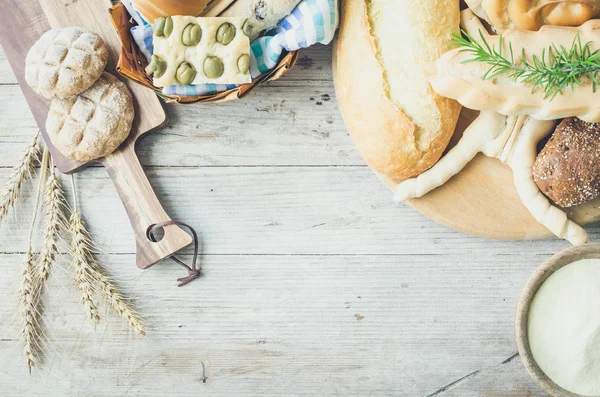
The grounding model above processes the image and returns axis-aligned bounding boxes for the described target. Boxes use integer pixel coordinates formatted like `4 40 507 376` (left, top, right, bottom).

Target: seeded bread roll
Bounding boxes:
533 117 600 208
333 0 462 180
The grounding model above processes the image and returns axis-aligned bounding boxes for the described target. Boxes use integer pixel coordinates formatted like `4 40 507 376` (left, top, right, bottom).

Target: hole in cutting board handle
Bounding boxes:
146 223 165 243
143 221 202 287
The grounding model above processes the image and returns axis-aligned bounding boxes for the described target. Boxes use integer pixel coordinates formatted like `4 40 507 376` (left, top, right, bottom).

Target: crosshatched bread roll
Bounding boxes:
333 0 462 180
25 27 108 99
132 0 211 23
46 73 134 162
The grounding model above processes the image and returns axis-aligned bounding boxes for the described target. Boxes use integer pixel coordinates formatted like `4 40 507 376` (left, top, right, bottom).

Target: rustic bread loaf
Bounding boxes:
132 0 211 23
333 0 462 180
533 117 600 208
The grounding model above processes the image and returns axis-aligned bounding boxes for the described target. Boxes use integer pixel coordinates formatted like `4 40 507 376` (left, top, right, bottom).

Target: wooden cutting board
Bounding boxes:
379 109 600 241
0 0 193 268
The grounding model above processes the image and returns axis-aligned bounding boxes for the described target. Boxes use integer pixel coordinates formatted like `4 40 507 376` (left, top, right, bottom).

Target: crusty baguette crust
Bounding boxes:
333 0 462 180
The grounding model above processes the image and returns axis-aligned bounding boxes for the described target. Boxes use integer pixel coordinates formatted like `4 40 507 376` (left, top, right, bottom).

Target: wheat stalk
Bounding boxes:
69 211 101 326
68 176 100 326
67 176 145 335
19 148 49 373
20 249 42 373
0 132 40 225
36 157 67 286
22 152 68 371
94 270 146 336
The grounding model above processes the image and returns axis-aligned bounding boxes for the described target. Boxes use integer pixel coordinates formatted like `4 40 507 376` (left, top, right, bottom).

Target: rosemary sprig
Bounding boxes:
450 30 600 100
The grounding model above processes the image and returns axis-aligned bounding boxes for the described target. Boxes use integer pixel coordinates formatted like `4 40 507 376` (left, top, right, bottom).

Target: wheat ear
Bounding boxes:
68 176 100 326
20 250 41 373
68 176 145 335
19 148 49 373
36 157 67 286
94 270 146 336
0 132 40 225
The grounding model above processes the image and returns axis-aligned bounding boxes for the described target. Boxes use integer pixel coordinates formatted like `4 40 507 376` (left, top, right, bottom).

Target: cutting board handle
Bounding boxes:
102 145 193 269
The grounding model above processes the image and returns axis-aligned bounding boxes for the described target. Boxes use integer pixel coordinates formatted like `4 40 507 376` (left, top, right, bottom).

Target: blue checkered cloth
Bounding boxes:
121 0 338 96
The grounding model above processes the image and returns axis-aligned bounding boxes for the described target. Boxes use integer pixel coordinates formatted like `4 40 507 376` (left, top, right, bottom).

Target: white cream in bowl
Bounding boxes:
528 259 600 396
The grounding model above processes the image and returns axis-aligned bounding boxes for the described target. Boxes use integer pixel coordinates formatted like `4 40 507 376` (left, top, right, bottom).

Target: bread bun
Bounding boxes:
534 117 600 208
132 0 211 23
333 0 462 180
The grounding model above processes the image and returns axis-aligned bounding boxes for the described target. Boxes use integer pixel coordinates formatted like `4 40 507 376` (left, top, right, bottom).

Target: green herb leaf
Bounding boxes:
449 30 600 100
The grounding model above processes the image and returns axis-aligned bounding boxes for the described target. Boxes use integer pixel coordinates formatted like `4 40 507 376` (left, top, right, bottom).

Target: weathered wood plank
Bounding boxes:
429 354 543 396
0 48 14 84
0 167 586 255
0 45 357 168
0 253 543 396
0 81 357 168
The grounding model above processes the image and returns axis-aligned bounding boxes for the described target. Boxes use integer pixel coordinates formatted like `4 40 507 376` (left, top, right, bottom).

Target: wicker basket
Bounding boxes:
108 3 299 104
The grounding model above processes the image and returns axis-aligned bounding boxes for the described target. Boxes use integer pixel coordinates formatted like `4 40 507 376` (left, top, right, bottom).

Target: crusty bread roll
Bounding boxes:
534 118 600 208
132 0 211 23
333 0 462 180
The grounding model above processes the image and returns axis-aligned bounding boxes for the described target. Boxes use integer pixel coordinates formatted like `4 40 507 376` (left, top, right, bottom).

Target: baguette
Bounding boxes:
333 0 462 180
426 11 600 122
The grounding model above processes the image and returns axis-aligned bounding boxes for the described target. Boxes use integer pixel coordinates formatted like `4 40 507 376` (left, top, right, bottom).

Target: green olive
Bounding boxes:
203 56 224 79
216 22 236 46
145 54 167 79
182 23 202 46
242 19 251 37
237 54 250 74
155 16 173 38
176 62 197 84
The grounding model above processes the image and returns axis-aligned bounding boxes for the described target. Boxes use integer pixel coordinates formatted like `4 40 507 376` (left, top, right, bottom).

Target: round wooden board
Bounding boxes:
379 109 600 241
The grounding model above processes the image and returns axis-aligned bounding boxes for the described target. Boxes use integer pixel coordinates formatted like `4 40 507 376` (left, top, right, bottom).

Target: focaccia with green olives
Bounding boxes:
148 16 252 86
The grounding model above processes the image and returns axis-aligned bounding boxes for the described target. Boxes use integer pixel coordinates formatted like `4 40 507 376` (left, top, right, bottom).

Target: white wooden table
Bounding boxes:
0 43 584 396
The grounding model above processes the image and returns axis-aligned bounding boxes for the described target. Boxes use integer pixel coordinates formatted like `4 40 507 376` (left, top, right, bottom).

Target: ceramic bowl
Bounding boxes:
516 243 600 397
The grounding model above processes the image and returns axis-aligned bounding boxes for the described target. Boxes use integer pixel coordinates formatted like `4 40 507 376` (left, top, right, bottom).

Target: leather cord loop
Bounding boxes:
146 221 201 287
